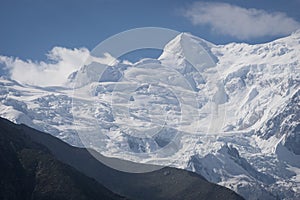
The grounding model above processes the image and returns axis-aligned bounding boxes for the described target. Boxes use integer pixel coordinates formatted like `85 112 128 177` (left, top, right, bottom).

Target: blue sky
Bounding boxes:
1 0 300 60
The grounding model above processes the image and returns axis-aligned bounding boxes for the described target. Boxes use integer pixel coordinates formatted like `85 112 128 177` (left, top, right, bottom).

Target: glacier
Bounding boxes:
0 31 300 200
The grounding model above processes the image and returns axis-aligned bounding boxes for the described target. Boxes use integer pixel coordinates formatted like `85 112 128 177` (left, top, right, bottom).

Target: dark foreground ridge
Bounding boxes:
0 117 244 200
0 118 127 200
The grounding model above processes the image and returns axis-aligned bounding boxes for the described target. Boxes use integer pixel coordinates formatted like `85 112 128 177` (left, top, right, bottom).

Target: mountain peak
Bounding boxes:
160 32 215 56
158 32 218 71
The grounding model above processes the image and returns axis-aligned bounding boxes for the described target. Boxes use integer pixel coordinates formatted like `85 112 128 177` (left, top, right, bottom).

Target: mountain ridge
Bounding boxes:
0 117 128 200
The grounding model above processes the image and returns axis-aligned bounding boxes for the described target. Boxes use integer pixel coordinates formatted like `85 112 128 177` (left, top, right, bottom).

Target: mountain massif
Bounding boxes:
0 31 299 199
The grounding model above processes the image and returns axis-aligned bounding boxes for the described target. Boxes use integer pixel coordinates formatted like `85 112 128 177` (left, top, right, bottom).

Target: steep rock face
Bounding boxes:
258 89 300 154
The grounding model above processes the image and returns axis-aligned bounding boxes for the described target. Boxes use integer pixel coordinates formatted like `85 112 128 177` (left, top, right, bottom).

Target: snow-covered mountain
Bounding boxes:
0 31 299 200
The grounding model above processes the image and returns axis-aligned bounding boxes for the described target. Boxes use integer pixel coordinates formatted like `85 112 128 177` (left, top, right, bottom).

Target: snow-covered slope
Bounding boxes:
0 31 300 200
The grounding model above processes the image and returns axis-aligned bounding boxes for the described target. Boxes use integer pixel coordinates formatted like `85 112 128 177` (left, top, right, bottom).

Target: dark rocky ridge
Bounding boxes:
0 118 127 200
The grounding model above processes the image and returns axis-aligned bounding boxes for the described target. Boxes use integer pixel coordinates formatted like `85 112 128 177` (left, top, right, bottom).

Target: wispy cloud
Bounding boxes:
183 2 300 39
0 47 90 87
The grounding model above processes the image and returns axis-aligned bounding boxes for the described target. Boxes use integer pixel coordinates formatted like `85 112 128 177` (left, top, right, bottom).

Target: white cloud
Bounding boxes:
0 47 90 87
87 52 119 66
183 2 300 39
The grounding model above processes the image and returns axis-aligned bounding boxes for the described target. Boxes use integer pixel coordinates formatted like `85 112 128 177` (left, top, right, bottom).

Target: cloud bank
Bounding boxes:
0 47 90 87
184 2 300 39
